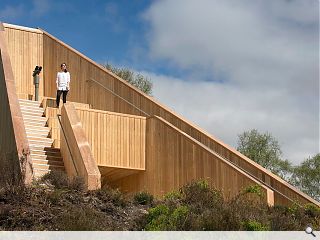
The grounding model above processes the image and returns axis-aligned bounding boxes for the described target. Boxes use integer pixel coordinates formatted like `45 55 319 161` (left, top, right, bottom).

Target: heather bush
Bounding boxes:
142 180 320 231
242 220 269 231
0 177 318 231
134 191 154 205
40 170 84 191
54 206 106 231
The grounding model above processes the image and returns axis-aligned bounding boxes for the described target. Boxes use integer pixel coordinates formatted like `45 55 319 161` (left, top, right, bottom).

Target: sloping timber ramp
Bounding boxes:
1 22 319 207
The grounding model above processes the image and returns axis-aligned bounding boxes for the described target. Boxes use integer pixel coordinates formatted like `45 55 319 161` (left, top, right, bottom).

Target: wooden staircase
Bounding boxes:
19 99 65 178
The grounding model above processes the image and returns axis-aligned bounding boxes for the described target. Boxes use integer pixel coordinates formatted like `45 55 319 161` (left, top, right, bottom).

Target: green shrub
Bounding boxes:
304 203 320 218
182 180 224 213
164 190 182 201
145 204 189 231
134 191 154 205
243 185 263 197
242 220 269 231
169 206 189 230
145 205 170 230
95 186 127 207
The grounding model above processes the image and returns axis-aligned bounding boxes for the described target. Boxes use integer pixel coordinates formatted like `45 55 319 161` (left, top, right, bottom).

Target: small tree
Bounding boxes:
237 129 292 180
291 154 320 201
102 63 153 95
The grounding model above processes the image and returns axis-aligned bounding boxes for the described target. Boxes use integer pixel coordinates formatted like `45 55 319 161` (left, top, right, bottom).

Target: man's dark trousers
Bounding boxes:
56 90 68 107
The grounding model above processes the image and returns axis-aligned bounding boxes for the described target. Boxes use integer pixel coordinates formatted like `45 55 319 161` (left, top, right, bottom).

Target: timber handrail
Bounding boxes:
56 114 79 175
87 78 150 117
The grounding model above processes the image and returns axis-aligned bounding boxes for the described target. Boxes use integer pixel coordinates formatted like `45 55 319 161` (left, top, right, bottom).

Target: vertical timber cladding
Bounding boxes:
110 116 273 204
3 24 43 99
76 108 146 170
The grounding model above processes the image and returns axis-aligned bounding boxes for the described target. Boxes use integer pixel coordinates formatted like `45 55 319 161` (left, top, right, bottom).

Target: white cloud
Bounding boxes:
31 0 51 16
0 0 52 21
141 0 319 164
0 5 24 21
103 2 125 33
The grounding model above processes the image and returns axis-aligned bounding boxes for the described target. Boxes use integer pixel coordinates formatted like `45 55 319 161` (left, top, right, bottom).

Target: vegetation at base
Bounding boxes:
243 184 264 197
143 180 320 231
241 220 269 231
0 173 318 231
134 191 154 205
102 63 153 95
0 171 146 230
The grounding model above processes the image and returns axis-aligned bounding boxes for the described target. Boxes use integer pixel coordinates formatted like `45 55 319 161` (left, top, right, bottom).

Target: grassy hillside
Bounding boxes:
0 172 319 231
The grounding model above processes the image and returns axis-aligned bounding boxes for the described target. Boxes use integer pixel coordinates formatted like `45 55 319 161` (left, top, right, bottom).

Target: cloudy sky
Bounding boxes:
1 0 318 164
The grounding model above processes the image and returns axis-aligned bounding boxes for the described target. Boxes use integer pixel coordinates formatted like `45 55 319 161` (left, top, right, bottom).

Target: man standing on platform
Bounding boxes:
56 62 70 107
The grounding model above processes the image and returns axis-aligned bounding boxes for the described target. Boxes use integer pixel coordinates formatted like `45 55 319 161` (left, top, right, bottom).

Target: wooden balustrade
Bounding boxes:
76 108 146 170
60 103 101 190
0 23 33 185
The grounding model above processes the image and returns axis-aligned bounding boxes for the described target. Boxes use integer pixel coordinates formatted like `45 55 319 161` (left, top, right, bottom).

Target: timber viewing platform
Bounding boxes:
0 22 319 208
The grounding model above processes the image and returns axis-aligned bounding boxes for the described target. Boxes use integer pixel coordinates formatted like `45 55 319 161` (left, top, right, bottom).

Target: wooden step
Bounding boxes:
21 109 44 116
29 142 53 148
19 98 66 177
31 153 63 161
30 146 61 152
29 140 53 146
19 100 41 107
20 105 44 111
24 125 50 132
28 136 53 143
33 163 65 171
22 112 45 118
30 149 62 157
23 118 47 125
32 158 64 166
26 131 49 138
34 169 50 178
22 115 47 122
34 168 66 178
32 153 62 158
19 98 41 103
23 121 47 127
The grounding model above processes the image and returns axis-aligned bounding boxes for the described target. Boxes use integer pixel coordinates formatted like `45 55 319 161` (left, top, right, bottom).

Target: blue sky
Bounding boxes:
1 0 319 164
1 0 160 73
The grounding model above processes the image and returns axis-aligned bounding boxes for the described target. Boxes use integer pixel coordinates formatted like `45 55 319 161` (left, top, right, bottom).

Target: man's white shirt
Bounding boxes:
56 71 70 90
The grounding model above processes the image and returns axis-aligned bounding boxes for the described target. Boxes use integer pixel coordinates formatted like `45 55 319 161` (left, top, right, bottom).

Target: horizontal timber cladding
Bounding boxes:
41 30 319 206
3 24 43 100
76 108 146 170
110 116 274 205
